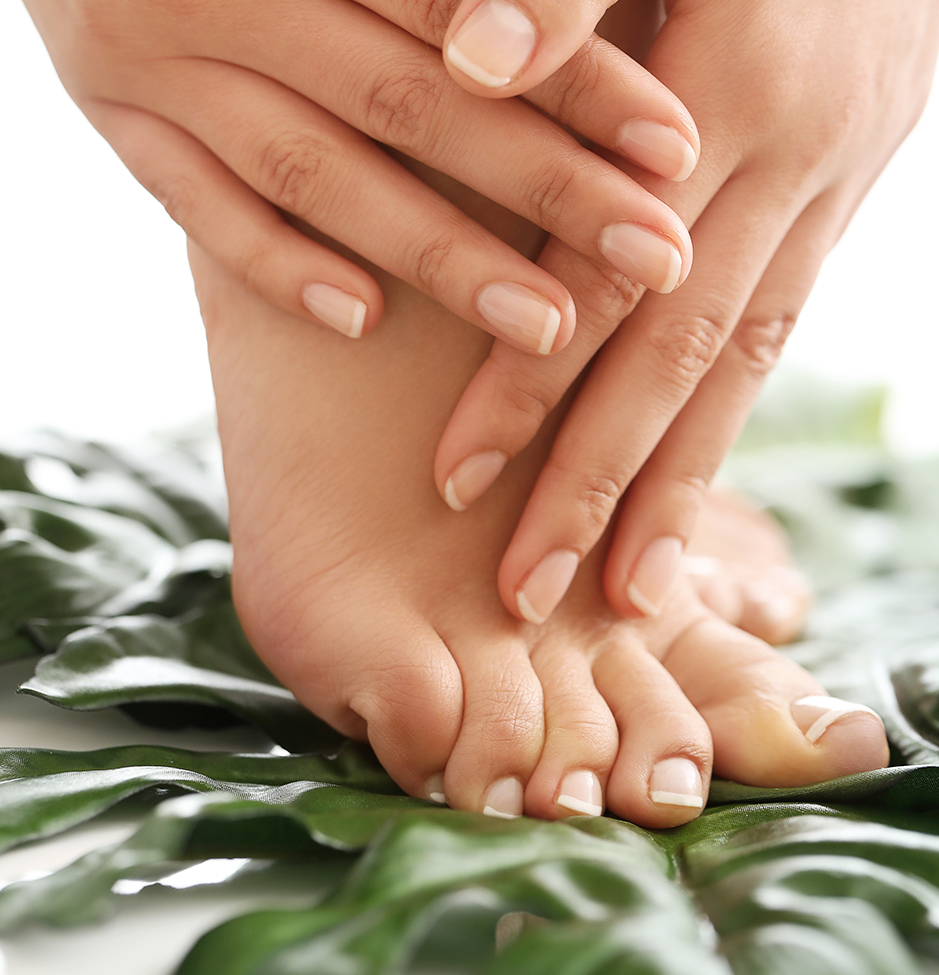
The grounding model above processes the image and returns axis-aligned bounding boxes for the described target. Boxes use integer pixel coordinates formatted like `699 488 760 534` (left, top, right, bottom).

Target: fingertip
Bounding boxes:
614 119 699 183
301 283 381 339
445 0 538 93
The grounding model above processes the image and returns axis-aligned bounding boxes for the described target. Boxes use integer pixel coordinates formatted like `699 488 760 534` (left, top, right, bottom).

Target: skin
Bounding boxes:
189 158 888 825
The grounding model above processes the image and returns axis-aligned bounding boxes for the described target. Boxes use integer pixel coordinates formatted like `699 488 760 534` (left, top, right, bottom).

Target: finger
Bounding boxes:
130 59 576 355
496 173 803 623
353 0 699 179
603 193 849 617
85 100 384 338
234 0 693 292
442 0 612 95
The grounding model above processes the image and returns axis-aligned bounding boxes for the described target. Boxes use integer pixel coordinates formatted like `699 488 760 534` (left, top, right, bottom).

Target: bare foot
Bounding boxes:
686 489 812 645
190 216 887 828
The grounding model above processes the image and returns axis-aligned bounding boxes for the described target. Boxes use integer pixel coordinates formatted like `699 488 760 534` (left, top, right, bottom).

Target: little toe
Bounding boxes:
663 615 889 787
442 634 547 818
592 633 712 828
523 638 619 820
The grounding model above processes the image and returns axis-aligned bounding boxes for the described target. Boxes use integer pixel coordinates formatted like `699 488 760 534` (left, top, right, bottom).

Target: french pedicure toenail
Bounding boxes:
425 773 448 805
791 695 883 744
446 0 537 88
615 119 698 182
627 536 684 618
649 757 704 809
444 451 509 512
516 549 580 625
301 283 367 339
557 770 603 817
476 282 562 354
484 777 525 819
599 223 684 295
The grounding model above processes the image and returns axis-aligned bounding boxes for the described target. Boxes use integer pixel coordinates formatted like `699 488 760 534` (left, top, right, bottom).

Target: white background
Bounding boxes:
3 3 939 451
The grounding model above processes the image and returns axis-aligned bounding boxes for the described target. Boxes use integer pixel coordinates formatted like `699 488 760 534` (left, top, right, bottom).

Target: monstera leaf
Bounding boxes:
3 389 939 975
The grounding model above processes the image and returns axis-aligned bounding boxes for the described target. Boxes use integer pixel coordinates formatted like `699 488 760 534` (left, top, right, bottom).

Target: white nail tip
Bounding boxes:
443 478 467 513
650 790 705 809
348 300 367 339
429 792 448 805
659 248 683 294
673 142 698 183
536 305 561 355
516 590 546 625
446 43 512 88
625 581 660 619
795 695 881 744
483 806 520 820
557 794 602 817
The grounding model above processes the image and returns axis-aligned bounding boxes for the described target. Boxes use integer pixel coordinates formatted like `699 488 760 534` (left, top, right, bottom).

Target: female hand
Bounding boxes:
431 0 939 622
22 0 695 352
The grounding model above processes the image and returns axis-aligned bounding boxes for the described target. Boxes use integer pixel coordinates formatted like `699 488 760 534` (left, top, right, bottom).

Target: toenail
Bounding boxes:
444 451 508 512
791 695 883 744
648 757 704 809
557 770 603 817
627 536 684 617
425 773 448 805
483 777 524 819
516 549 580 624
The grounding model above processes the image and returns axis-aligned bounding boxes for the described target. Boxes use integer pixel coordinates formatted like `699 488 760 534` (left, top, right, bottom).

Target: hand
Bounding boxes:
22 0 695 352
432 0 939 623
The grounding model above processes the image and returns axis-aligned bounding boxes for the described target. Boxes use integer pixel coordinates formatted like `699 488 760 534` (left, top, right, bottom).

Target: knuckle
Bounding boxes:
548 460 627 539
549 252 642 339
363 64 445 152
259 132 327 216
648 314 728 389
406 230 456 294
548 38 604 122
489 361 554 432
234 236 278 297
528 158 578 231
406 0 453 42
730 314 796 376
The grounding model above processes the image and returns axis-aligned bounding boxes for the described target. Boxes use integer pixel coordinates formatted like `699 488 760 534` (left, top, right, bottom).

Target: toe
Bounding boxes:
593 632 712 828
442 633 546 818
523 636 619 820
663 615 889 787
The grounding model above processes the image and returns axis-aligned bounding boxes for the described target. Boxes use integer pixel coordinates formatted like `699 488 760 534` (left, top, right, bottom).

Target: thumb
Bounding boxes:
443 0 615 95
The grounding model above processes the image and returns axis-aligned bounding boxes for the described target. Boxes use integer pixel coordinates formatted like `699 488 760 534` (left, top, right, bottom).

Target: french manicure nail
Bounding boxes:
446 0 537 88
627 536 684 617
476 282 561 354
425 773 448 805
615 119 697 182
649 757 704 809
791 695 883 744
483 776 524 818
444 450 508 512
302 283 367 338
557 770 603 817
516 549 580 624
599 223 684 294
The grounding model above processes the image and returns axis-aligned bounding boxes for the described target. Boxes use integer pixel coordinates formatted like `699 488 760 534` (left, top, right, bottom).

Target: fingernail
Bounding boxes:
476 282 562 354
626 536 684 617
599 223 684 294
516 549 580 624
301 283 367 338
791 695 883 745
446 0 537 88
557 770 603 817
649 757 704 809
444 451 508 512
615 119 697 182
483 776 524 818
425 773 448 805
